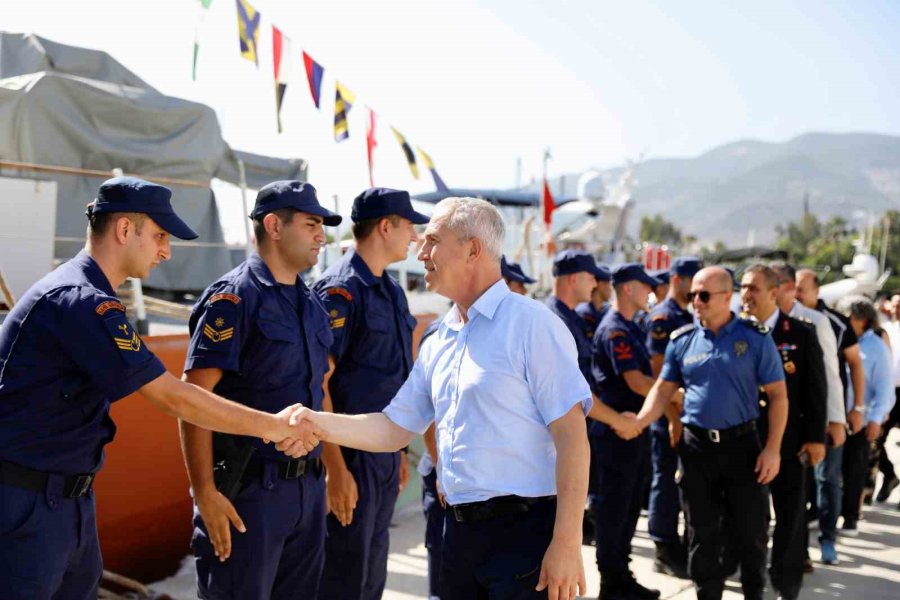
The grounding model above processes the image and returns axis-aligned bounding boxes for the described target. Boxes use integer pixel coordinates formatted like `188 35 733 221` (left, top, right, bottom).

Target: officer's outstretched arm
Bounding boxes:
636 379 679 430
139 371 322 446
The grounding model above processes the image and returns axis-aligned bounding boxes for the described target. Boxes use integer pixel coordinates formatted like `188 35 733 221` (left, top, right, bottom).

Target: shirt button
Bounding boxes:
265 480 275 490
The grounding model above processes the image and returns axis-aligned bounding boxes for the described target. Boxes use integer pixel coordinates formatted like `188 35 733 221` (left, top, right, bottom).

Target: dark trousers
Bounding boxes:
0 481 102 600
192 462 326 600
590 430 651 574
768 456 807 598
422 468 446 598
877 390 900 480
440 498 555 599
648 420 682 544
679 427 769 600
320 451 401 600
841 430 871 521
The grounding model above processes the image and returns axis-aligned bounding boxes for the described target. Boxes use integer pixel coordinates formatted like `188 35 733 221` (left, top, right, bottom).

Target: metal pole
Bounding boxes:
237 158 253 258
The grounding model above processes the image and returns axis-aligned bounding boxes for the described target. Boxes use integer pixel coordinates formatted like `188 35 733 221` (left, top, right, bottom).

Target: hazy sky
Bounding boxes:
4 0 899 214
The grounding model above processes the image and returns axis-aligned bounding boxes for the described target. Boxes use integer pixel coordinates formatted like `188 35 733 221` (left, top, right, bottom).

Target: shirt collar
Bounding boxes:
348 248 380 287
551 295 577 318
248 253 283 287
444 278 509 330
763 308 780 330
75 250 116 296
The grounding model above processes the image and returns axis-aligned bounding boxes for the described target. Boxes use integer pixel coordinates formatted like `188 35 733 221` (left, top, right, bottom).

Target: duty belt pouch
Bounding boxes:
212 434 256 501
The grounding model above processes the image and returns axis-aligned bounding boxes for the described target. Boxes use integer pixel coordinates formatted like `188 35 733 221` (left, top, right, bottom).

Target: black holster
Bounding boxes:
212 434 255 501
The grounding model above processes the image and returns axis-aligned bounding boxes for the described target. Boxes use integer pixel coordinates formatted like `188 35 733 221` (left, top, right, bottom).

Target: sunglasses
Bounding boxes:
687 290 729 303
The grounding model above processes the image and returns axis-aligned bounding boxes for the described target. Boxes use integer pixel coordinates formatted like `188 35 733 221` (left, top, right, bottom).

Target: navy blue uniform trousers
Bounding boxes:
0 480 102 600
422 468 446 598
319 450 400 600
648 420 681 544
590 430 651 574
192 462 326 600
679 427 769 600
440 497 556 599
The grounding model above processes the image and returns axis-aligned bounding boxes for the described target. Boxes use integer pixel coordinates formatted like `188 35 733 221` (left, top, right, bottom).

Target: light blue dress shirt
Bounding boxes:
846 329 895 424
383 279 593 505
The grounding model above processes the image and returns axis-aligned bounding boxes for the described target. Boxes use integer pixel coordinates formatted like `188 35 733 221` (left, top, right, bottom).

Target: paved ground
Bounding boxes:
152 431 900 599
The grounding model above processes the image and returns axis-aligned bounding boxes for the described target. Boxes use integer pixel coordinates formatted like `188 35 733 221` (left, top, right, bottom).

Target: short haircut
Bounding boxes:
430 197 505 259
88 211 147 237
797 268 821 288
769 261 796 284
252 207 297 242
743 263 779 290
352 214 401 241
845 297 878 331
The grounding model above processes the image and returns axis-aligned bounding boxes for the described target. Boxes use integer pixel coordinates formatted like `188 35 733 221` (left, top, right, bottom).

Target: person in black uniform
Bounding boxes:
0 177 320 600
577 265 613 340
740 265 827 600
634 266 788 600
590 263 662 600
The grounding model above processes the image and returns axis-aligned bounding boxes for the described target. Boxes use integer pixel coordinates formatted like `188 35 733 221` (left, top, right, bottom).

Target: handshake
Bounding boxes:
267 405 328 457
611 412 643 440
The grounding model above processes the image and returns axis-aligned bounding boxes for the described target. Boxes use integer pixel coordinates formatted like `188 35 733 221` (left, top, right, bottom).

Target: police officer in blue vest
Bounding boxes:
645 257 703 579
635 266 788 600
180 180 340 599
576 265 613 340
590 263 662 600
0 177 320 600
547 250 604 381
313 187 429 600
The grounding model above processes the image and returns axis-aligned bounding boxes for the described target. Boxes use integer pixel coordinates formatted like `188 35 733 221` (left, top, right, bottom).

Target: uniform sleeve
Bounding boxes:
605 329 642 376
660 338 683 383
184 288 248 373
756 334 785 385
47 291 166 400
646 314 672 356
798 327 828 444
383 355 435 434
313 278 356 361
525 311 593 425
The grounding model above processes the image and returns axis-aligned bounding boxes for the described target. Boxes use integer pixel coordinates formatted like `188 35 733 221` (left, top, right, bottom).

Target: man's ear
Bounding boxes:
467 237 484 263
114 216 132 245
263 213 282 240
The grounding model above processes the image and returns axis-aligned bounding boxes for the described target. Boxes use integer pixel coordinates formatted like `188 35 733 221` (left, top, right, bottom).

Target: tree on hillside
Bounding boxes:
640 214 683 246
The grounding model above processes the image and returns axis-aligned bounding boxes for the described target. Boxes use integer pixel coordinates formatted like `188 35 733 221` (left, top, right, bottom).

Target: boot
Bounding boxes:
622 570 661 599
598 571 635 600
653 541 689 579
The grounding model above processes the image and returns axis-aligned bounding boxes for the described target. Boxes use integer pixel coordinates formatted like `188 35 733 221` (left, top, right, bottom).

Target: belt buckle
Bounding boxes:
66 474 94 498
708 429 721 443
284 459 305 479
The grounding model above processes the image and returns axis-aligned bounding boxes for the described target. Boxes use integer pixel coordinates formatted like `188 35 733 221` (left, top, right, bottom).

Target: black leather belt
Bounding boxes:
244 456 323 481
686 421 756 444
450 495 555 523
0 460 94 499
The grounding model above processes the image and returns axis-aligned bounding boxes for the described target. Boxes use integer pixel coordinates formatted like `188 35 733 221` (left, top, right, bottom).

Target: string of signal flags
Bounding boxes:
193 0 449 192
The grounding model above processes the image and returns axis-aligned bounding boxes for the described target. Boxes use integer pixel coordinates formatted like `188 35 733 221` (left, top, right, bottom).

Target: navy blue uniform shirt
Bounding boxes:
0 251 166 474
591 309 653 415
185 253 332 459
646 297 693 357
576 301 609 341
312 248 416 414
546 295 593 382
660 314 784 430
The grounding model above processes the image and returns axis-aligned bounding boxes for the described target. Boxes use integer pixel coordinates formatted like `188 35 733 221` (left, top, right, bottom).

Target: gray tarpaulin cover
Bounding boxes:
0 32 307 291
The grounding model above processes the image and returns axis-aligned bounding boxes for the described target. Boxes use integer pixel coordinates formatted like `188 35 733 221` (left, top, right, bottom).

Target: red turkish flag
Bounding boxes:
366 109 377 187
542 179 556 226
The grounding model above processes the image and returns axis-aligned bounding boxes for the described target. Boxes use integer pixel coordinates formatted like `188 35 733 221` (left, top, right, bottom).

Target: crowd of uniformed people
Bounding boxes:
0 176 897 600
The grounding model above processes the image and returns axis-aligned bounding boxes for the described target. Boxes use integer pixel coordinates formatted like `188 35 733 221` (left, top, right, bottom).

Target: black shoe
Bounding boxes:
598 573 632 600
653 542 689 579
623 571 661 600
877 475 899 502
803 557 815 574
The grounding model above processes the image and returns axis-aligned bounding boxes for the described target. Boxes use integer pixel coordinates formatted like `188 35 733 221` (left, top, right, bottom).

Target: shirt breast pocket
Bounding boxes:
246 318 303 385
357 312 396 369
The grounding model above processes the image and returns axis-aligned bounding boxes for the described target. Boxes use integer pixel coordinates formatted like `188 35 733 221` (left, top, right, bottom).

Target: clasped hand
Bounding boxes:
269 405 327 458
612 412 642 440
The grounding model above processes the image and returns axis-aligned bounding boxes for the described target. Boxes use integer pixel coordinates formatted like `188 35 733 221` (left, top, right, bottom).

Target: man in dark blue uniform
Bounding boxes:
635 266 788 600
645 256 702 579
313 188 429 600
741 264 826 600
590 263 662 600
180 180 340 599
0 177 319 600
546 250 603 381
577 264 613 341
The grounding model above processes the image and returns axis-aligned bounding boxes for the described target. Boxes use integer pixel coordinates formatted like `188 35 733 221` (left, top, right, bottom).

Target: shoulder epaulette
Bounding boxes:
739 318 769 335
793 315 813 325
670 323 695 340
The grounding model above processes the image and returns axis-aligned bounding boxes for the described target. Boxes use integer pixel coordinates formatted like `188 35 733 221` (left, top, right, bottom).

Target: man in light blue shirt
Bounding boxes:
279 197 592 600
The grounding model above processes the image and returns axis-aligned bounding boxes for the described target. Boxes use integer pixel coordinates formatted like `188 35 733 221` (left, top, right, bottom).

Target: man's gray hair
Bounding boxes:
430 197 505 259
